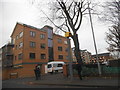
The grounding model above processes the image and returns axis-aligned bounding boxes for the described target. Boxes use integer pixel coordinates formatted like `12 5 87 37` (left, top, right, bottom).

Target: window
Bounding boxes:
57 64 63 67
58 38 62 43
64 40 68 44
53 64 58 67
41 54 46 59
18 53 23 60
30 31 36 37
58 55 63 59
40 43 46 49
11 38 15 44
30 42 36 48
16 35 19 39
47 29 53 39
29 53 35 59
19 42 23 48
58 46 62 51
48 39 53 47
47 64 52 68
19 32 23 38
40 34 45 39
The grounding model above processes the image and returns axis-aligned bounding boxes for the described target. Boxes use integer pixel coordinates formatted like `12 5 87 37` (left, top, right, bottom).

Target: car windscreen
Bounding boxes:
57 64 63 67
47 64 52 68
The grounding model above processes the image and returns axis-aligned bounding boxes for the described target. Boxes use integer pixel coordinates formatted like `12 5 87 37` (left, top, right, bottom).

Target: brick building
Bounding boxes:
72 48 92 64
81 50 92 64
91 53 113 64
1 44 14 68
2 22 71 79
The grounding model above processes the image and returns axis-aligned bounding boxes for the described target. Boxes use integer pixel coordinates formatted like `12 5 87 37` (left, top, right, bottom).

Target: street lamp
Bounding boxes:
65 32 73 81
88 3 102 75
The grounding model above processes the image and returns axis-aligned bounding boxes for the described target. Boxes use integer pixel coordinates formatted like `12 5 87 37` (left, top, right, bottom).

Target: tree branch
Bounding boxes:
75 11 83 31
72 3 77 19
73 11 80 27
68 2 73 11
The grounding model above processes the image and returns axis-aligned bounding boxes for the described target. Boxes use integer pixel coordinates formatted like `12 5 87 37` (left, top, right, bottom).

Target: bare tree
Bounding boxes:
106 25 120 51
101 0 120 25
31 0 97 80
102 0 120 58
106 25 120 59
48 0 97 80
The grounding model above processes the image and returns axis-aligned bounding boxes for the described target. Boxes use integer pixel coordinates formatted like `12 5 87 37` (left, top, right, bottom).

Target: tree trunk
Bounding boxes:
72 34 82 64
71 33 83 80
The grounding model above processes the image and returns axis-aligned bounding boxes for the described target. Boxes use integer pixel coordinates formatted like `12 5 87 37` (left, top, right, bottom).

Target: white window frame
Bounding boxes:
30 31 36 37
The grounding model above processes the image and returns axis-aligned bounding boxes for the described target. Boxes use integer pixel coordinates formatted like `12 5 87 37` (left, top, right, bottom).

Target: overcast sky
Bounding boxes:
0 0 110 55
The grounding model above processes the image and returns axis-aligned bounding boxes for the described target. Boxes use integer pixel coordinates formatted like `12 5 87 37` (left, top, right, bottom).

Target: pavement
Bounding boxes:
2 73 120 89
26 73 120 88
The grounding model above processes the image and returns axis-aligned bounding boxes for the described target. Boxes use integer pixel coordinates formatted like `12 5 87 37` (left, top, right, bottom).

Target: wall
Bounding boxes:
23 25 48 63
11 23 24 65
2 64 46 80
53 34 70 62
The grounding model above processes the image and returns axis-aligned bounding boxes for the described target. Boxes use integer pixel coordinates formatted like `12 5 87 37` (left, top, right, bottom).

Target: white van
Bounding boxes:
47 61 65 73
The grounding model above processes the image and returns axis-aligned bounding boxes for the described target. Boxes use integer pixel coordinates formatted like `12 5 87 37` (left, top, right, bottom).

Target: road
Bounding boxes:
2 73 119 89
2 77 97 88
3 79 117 89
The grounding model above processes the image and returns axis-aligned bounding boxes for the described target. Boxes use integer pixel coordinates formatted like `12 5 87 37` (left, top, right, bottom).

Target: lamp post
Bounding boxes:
88 3 102 75
65 32 73 81
67 37 73 81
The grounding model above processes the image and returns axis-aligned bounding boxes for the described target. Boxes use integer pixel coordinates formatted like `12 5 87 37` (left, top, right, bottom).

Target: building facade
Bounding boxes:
11 23 49 67
53 34 70 62
1 44 14 68
91 53 113 64
81 50 92 64
2 22 71 79
72 48 92 64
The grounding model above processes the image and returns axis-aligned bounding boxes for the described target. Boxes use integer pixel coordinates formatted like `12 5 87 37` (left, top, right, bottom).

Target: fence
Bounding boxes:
72 64 120 77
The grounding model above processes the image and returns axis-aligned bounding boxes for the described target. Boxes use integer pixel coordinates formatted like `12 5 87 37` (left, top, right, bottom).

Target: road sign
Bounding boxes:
65 32 72 37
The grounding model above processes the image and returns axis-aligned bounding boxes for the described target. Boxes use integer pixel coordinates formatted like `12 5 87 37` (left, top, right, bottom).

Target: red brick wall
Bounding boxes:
2 64 46 80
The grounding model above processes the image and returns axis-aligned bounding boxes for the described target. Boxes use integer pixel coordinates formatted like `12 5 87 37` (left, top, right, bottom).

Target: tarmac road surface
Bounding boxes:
2 73 119 89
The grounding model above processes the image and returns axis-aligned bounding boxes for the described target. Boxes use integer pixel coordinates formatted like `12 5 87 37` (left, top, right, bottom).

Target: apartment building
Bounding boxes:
72 48 92 64
81 50 92 64
2 22 70 79
1 44 14 68
1 44 14 80
53 34 69 62
11 23 49 66
91 53 113 64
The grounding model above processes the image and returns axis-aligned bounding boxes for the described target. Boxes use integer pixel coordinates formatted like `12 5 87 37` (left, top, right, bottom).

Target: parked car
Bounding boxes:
47 61 65 73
